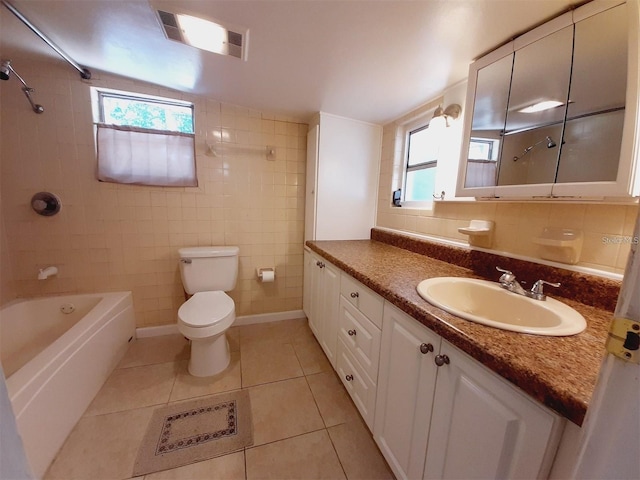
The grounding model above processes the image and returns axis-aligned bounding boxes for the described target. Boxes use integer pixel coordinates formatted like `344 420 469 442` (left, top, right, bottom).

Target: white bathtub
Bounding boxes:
0 292 136 478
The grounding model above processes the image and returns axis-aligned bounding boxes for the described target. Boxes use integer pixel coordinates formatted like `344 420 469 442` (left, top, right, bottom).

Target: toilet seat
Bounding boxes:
178 291 235 332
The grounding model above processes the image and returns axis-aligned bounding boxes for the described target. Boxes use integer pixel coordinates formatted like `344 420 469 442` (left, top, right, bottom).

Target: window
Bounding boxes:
93 88 197 187
403 117 440 203
465 137 499 188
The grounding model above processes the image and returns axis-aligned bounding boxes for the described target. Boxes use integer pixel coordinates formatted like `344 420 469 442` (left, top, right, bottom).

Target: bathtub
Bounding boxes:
0 292 135 478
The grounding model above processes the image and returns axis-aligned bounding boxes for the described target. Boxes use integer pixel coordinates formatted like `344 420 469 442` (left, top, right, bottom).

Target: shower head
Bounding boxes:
1 60 11 80
546 136 557 148
0 59 44 113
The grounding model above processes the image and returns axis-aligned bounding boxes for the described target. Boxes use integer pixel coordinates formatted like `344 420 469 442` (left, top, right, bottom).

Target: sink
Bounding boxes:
416 277 586 336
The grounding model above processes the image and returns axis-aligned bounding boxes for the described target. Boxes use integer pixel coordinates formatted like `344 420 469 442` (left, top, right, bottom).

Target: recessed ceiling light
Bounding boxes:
518 100 564 113
156 10 248 60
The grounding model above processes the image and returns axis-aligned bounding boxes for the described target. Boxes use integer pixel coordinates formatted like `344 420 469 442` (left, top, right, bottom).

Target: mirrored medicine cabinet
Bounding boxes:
456 1 640 199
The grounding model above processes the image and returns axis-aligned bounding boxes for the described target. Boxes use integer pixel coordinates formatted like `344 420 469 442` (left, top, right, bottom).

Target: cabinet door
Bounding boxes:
308 252 323 340
319 261 340 368
423 340 562 480
303 249 314 319
304 125 319 242
374 303 441 480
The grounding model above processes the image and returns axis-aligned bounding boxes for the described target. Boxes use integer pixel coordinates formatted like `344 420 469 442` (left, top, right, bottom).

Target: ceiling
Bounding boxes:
0 0 580 125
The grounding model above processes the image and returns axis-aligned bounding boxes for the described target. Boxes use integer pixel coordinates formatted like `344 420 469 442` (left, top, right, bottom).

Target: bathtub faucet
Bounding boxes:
37 266 58 280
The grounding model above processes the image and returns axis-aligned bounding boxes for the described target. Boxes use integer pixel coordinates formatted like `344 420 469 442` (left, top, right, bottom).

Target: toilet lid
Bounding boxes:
178 291 235 328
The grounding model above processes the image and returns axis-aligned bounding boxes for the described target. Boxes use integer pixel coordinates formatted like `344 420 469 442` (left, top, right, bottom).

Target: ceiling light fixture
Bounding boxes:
157 10 247 60
431 103 462 129
518 100 564 114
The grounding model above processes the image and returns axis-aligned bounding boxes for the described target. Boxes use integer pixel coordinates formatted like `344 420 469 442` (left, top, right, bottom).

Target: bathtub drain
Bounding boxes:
60 303 75 314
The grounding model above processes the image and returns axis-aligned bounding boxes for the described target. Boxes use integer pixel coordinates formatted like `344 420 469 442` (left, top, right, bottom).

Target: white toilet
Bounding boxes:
177 246 239 377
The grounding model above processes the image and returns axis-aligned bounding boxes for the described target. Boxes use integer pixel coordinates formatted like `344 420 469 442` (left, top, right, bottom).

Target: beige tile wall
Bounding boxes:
377 114 639 276
0 58 307 326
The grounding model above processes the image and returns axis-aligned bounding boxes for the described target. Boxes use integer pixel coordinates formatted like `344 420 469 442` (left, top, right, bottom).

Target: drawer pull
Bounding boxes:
348 329 357 336
419 343 434 354
435 354 450 366
350 292 359 298
345 374 354 382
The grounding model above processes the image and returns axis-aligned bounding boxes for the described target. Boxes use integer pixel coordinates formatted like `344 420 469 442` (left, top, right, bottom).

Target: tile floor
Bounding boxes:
44 318 395 480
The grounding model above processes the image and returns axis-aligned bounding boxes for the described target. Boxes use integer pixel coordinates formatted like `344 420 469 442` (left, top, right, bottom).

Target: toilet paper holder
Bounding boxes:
256 267 276 282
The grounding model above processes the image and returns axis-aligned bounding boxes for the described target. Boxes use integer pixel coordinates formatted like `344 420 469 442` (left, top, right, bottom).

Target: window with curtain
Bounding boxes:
93 88 197 187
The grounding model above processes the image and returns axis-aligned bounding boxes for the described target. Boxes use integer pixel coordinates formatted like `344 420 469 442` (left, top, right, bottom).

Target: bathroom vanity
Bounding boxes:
304 229 615 479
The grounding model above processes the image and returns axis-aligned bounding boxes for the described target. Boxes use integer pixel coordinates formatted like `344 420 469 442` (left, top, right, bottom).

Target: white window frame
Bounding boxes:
91 87 197 187
399 109 441 209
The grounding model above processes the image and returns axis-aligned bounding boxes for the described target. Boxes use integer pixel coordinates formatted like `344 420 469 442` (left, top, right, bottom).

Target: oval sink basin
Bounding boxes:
416 277 586 336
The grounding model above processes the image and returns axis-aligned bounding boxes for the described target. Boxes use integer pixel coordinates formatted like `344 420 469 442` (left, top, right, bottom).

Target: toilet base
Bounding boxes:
188 333 231 377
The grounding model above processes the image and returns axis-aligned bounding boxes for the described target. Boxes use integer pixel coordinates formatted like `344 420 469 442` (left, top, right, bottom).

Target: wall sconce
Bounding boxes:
431 104 462 128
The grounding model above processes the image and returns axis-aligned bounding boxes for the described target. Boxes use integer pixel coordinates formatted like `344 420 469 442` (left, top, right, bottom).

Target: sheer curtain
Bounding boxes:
97 124 197 187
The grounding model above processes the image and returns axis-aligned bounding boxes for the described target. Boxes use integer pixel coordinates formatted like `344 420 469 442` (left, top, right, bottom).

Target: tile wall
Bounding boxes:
377 105 639 276
0 58 307 326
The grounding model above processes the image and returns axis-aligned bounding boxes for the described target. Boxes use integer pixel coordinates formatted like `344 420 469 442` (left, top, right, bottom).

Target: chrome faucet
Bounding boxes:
496 267 560 301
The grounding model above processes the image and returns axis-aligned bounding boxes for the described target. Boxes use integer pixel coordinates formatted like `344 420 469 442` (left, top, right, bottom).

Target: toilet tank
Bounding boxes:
179 246 239 294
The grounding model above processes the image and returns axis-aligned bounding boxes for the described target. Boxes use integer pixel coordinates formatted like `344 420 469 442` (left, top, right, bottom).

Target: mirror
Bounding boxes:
497 26 573 186
556 4 627 183
461 3 628 193
465 54 512 188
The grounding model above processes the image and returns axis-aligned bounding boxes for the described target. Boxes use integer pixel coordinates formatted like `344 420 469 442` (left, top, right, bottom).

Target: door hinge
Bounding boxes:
606 317 640 364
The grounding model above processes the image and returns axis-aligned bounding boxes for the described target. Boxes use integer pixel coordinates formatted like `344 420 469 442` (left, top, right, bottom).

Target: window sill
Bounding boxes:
397 200 434 210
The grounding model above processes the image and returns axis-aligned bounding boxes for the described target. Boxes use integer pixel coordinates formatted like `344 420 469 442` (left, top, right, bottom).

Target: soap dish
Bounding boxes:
533 227 583 264
458 220 494 248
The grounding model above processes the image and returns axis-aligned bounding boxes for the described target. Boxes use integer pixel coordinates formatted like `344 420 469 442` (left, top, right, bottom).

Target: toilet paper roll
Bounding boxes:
260 270 275 283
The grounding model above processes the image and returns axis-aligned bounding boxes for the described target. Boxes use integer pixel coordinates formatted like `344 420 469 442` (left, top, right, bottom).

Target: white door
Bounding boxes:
423 340 562 479
374 303 441 480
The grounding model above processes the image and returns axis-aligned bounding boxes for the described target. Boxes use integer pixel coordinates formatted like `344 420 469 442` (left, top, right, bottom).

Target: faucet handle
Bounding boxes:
496 266 515 283
530 279 560 300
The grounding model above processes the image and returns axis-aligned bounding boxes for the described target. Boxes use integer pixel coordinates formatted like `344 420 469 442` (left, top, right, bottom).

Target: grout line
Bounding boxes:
245 426 329 451
326 426 350 480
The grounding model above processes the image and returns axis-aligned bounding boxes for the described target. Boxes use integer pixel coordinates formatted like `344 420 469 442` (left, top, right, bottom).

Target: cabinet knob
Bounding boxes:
318 262 325 268
435 354 450 366
419 343 434 354
348 329 357 336
345 374 354 382
316 261 321 267
350 292 359 298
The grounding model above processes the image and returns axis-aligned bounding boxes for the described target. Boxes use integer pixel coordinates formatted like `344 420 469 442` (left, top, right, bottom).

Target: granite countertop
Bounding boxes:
306 237 615 426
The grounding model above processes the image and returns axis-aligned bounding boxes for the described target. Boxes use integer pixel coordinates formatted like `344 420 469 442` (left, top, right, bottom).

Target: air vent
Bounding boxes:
156 9 247 60
157 11 184 42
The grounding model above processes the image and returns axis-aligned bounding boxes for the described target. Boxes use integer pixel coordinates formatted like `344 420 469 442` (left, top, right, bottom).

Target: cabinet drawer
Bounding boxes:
336 338 377 431
338 297 381 383
340 273 383 328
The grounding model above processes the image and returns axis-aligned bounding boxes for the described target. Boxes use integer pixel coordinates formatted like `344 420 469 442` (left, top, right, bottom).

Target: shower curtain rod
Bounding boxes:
2 0 91 80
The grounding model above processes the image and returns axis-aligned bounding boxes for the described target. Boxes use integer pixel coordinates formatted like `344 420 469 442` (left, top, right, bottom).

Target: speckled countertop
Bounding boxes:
306 232 619 426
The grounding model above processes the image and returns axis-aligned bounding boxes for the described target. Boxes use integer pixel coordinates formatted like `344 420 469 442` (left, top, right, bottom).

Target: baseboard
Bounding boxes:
233 309 306 326
135 309 307 338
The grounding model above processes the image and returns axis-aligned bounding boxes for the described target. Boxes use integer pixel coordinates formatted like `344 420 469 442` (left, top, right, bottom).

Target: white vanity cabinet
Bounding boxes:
336 273 384 430
303 248 340 367
374 302 442 480
374 303 564 480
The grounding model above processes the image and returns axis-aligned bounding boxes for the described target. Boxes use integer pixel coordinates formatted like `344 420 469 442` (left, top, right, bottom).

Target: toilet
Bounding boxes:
177 246 239 377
